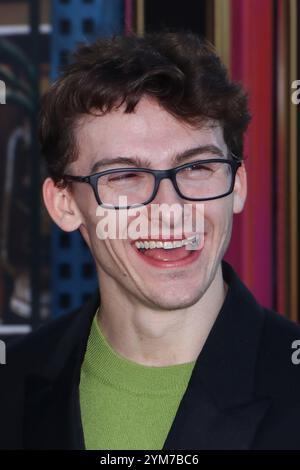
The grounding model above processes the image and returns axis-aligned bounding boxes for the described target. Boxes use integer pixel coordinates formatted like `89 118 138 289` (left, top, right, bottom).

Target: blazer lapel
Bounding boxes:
163 261 271 450
162 379 270 450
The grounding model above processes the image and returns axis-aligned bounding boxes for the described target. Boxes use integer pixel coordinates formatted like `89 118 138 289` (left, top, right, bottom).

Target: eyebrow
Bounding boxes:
89 144 225 173
90 156 150 173
173 144 225 164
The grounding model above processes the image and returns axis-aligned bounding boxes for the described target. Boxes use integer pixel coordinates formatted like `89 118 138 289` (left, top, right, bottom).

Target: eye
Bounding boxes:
189 163 212 171
183 162 214 173
108 172 140 183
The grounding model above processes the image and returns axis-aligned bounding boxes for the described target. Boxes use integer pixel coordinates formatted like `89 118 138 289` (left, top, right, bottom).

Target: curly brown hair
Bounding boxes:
39 31 251 185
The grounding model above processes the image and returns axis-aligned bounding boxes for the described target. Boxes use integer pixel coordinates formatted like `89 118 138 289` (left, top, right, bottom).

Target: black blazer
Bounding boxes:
1 260 300 450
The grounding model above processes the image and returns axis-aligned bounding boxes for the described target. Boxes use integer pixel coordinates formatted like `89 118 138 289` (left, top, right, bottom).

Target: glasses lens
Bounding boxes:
97 170 155 207
176 160 233 199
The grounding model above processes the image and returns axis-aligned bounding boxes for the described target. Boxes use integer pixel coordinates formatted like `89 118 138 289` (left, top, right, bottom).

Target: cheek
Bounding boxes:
204 198 233 233
203 201 234 258
79 208 106 254
95 239 133 281
93 231 128 264
72 182 99 219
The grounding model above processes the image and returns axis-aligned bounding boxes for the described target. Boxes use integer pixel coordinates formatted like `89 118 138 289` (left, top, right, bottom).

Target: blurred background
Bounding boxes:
0 0 299 341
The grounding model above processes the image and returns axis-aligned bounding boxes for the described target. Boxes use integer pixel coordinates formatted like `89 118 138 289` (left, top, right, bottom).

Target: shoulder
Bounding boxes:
257 307 300 394
3 308 80 378
261 307 300 355
250 308 300 448
5 289 99 374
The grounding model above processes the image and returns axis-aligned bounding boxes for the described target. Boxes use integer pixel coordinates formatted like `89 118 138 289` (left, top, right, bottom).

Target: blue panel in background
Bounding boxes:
51 0 124 80
50 0 124 316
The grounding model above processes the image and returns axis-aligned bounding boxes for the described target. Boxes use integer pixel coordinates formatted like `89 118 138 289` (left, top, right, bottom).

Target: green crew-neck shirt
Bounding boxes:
79 313 196 450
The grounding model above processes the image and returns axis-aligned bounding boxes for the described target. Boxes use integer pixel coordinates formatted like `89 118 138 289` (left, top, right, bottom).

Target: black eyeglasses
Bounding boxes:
62 154 242 209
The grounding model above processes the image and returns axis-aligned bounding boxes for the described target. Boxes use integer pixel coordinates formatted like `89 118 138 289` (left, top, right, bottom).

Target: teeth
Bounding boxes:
134 235 201 251
163 242 173 249
185 233 201 250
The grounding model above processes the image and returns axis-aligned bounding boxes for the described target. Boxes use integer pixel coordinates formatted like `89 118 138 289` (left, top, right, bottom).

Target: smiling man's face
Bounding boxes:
59 96 247 311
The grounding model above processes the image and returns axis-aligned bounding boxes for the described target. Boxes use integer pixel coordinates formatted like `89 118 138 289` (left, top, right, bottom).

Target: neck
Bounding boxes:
96 265 227 367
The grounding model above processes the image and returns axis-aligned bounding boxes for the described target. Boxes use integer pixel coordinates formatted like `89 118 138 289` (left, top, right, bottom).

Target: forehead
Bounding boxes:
73 96 227 172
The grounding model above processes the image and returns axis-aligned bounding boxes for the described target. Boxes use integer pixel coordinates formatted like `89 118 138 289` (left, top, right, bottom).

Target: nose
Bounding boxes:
148 177 185 235
151 176 182 206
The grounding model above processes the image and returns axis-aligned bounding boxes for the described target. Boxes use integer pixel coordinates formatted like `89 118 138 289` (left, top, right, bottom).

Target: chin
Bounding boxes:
147 286 205 311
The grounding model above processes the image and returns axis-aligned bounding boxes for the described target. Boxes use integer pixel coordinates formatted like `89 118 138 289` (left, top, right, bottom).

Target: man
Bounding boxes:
1 31 300 450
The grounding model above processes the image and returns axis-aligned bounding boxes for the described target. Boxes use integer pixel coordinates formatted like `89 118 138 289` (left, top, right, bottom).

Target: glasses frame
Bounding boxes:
63 154 242 209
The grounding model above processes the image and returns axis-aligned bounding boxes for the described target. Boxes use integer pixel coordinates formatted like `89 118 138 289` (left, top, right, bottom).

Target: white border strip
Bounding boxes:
0 23 52 36
0 325 32 335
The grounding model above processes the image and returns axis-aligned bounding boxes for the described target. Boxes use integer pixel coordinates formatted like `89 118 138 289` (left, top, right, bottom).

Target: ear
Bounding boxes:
42 177 83 231
233 163 247 214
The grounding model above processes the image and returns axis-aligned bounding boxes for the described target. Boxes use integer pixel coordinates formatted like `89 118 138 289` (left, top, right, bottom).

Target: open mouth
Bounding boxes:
132 234 204 268
135 233 202 251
